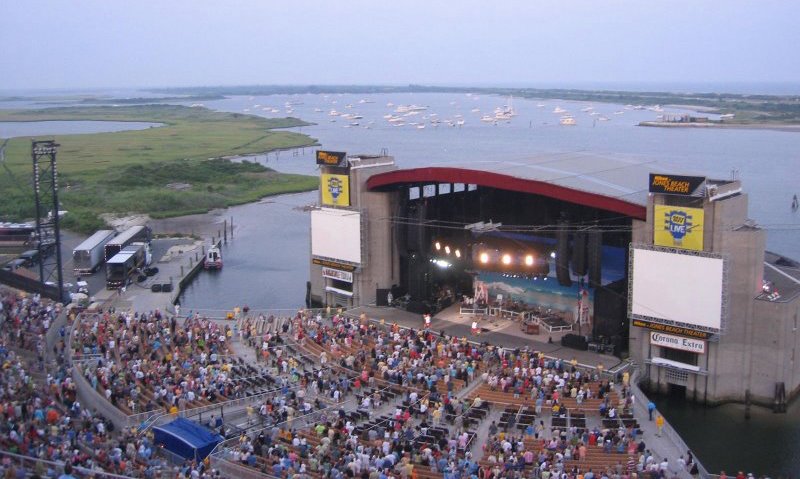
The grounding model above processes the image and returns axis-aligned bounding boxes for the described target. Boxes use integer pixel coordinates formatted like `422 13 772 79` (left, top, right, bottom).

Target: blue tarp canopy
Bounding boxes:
152 417 223 460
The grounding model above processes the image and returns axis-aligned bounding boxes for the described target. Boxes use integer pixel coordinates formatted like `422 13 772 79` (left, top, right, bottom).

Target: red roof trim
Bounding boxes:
367 167 646 220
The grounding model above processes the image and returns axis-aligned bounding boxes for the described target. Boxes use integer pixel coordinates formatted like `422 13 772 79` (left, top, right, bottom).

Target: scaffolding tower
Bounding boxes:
31 140 65 302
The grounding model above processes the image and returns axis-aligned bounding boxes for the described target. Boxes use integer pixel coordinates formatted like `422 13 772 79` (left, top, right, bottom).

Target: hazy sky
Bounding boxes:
2 0 799 91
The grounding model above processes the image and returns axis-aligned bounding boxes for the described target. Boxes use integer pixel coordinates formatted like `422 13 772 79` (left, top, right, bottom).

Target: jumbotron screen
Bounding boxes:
311 208 361 265
630 247 724 331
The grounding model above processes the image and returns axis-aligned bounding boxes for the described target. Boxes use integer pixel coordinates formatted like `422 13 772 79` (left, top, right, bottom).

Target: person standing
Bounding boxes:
647 400 656 421
655 414 665 437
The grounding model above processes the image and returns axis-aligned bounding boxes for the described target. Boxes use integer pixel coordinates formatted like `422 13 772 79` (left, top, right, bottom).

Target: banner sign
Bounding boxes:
650 331 706 354
632 318 712 340
654 205 704 251
649 174 706 196
316 150 348 168
321 267 353 283
313 258 356 272
321 173 350 207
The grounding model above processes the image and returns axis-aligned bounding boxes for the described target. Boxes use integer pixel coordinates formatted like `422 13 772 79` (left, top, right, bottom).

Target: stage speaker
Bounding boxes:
571 232 587 276
587 230 602 287
556 220 572 287
592 280 627 339
561 333 588 351
406 300 428 314
376 288 390 307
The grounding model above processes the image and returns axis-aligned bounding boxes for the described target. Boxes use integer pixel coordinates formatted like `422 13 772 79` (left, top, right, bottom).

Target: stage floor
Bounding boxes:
345 303 621 370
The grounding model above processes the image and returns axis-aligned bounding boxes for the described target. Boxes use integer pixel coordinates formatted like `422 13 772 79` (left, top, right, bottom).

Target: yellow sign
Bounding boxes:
321 173 350 206
654 205 704 251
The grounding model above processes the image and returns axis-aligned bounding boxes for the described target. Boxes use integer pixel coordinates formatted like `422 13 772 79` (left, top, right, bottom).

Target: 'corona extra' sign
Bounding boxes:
321 173 350 207
654 205 704 251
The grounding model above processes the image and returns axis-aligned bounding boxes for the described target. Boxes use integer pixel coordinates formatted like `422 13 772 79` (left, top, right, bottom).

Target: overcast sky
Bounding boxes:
2 0 799 91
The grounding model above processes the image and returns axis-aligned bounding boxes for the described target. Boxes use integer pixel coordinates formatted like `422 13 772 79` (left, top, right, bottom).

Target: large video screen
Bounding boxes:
311 208 361 264
630 247 723 331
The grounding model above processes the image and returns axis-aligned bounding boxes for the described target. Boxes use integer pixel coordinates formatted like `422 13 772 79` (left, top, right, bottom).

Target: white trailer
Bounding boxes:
73 229 116 274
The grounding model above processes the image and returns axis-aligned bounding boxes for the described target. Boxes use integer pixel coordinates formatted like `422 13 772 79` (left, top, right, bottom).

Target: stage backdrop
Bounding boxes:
476 239 626 328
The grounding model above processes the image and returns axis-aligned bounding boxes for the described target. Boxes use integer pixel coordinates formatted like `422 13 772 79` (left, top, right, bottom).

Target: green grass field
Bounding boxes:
0 105 319 232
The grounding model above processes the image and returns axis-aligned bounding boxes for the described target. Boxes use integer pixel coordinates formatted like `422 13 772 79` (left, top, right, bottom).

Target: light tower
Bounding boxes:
31 140 65 302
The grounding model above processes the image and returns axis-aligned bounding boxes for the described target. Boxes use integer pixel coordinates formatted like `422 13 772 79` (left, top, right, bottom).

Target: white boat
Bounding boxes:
581 106 594 112
613 111 625 115
395 104 428 113
501 96 517 117
481 115 496 123
598 116 610 121
329 110 340 116
417 125 425 129
560 116 576 126
204 245 223 269
553 107 567 114
456 120 465 126
537 104 545 108
471 108 481 113
314 108 323 112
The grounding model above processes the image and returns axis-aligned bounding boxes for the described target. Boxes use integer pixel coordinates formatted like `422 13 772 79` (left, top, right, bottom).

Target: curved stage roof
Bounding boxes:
366 154 659 220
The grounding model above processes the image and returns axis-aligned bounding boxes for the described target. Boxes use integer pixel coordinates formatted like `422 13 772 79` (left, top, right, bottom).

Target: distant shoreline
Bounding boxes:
638 121 800 132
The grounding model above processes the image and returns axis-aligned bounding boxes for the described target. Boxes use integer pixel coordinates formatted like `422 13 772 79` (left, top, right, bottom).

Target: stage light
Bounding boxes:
435 242 441 251
550 251 556 259
502 254 512 265
479 252 489 264
444 246 451 255
525 254 534 266
433 259 451 268
455 249 461 258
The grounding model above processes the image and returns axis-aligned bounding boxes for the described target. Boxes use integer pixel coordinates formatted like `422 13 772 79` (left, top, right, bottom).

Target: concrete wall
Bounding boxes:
309 156 399 308
631 186 800 405
349 158 399 306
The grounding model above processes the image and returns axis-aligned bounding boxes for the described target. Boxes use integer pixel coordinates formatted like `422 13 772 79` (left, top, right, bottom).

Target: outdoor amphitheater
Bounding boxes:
0 287 698 479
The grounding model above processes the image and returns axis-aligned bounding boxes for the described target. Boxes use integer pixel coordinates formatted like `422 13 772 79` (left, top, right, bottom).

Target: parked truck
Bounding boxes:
105 242 150 289
73 229 116 274
104 225 151 262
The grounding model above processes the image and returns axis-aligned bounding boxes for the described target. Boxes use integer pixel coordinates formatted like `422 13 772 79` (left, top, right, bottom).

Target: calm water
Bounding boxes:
653 395 800 477
177 192 315 311
202 92 800 259
0 120 161 138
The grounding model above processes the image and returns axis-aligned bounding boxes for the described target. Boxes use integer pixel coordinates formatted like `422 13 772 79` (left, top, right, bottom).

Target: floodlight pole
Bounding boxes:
32 140 65 302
